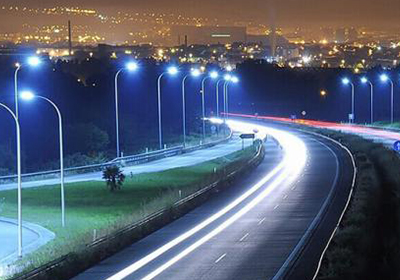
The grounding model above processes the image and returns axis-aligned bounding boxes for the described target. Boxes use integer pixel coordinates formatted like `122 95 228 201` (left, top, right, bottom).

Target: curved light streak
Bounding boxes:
106 119 308 280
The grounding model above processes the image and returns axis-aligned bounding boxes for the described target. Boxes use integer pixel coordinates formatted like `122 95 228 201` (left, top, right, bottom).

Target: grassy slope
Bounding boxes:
0 144 257 276
312 129 400 280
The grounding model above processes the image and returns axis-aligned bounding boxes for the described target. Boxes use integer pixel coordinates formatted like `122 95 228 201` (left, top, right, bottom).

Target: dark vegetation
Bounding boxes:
316 130 400 280
1 55 399 175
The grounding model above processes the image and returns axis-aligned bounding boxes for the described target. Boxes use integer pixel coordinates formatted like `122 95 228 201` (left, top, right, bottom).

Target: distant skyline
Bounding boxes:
1 0 400 29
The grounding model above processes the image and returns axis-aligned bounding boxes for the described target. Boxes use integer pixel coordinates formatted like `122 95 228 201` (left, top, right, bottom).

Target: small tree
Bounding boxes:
102 166 126 192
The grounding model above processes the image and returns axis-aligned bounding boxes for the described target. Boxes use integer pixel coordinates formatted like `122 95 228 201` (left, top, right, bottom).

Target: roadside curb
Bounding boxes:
0 217 55 266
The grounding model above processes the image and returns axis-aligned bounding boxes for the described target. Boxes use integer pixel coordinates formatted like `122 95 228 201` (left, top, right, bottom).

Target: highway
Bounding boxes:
0 135 243 191
72 119 355 280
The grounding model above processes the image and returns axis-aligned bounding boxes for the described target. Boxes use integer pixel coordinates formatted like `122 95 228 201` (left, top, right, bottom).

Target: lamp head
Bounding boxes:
231 76 239 83
167 66 179 75
380 74 389 82
224 74 232 81
191 68 201 77
27 56 41 67
342 78 350 85
126 61 138 71
20 91 35 101
209 71 219 79
361 77 368 84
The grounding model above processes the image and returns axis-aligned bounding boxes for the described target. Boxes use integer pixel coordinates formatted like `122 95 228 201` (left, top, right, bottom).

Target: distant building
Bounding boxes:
335 28 346 43
171 26 247 45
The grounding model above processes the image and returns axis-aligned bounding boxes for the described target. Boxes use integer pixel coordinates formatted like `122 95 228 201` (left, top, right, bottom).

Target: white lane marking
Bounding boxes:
283 194 288 200
258 217 266 225
291 185 296 191
239 233 249 242
215 253 227 263
273 204 280 210
106 120 307 280
272 135 340 280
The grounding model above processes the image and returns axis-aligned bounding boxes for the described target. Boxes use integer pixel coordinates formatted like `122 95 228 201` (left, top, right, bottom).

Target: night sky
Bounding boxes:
2 0 400 28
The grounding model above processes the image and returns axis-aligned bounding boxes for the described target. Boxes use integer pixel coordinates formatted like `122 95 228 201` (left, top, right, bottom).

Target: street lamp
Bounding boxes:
14 55 41 119
199 71 219 140
224 76 239 120
181 68 202 147
380 74 395 123
361 77 374 124
223 74 232 122
20 91 66 227
342 78 355 123
114 61 139 158
157 66 179 150
0 102 22 257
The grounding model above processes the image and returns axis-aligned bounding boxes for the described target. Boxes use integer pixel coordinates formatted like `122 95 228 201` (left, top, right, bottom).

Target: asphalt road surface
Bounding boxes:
0 135 243 191
72 119 355 280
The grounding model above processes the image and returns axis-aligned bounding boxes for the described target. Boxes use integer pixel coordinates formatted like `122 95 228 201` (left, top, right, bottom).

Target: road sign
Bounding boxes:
240 133 255 139
393 141 400 152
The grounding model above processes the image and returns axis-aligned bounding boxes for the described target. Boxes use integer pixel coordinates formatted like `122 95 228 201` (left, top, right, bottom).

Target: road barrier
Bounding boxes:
10 137 264 280
0 129 233 184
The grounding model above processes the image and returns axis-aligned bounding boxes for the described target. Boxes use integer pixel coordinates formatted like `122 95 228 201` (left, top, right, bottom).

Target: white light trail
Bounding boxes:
105 119 307 280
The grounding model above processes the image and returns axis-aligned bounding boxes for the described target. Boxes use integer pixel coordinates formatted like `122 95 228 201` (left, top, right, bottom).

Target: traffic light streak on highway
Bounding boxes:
227 113 400 141
105 119 308 280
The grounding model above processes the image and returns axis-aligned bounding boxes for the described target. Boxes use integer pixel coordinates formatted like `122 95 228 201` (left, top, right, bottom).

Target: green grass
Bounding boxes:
308 128 400 280
0 144 257 278
371 121 400 129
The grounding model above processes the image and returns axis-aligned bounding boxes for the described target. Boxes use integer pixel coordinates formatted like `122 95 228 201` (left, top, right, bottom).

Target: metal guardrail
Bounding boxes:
9 133 262 280
0 129 233 183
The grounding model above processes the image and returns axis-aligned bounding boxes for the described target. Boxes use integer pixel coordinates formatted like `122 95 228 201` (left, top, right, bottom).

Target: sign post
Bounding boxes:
240 133 255 150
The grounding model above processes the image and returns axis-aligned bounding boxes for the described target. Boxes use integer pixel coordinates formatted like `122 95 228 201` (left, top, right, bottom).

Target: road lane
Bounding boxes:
0 135 243 191
72 119 354 280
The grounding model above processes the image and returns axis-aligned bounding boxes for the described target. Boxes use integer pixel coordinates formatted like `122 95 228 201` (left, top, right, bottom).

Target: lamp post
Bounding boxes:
114 62 139 158
342 78 355 123
20 91 66 227
199 71 219 139
157 66 179 150
0 103 22 257
223 74 232 123
215 79 224 118
224 76 239 121
380 74 395 123
361 77 374 124
14 56 41 119
181 69 201 147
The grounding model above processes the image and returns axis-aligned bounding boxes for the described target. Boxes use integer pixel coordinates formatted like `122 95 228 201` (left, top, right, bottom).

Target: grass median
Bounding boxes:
0 142 259 279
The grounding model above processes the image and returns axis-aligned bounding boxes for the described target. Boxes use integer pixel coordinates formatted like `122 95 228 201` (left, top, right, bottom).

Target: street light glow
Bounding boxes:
231 76 239 83
126 61 138 71
380 74 389 82
361 77 368 83
27 56 41 67
167 66 179 75
191 69 201 77
342 78 350 85
20 91 35 101
224 74 232 81
210 71 219 79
